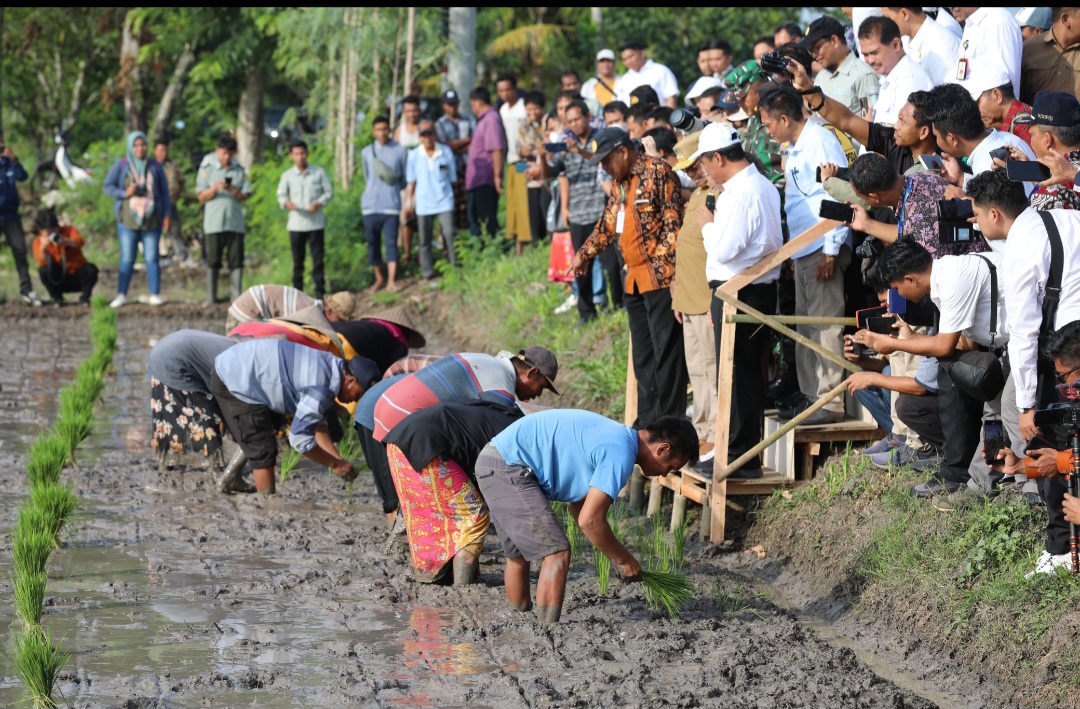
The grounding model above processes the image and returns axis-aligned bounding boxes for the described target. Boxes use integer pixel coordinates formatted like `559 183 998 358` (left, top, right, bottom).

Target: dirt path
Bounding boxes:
0 312 949 708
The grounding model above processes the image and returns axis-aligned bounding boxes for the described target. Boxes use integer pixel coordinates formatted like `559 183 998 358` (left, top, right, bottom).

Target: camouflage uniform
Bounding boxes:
741 115 785 187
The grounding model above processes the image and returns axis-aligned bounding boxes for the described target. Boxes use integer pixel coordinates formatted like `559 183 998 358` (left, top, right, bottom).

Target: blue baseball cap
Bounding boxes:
1014 91 1080 127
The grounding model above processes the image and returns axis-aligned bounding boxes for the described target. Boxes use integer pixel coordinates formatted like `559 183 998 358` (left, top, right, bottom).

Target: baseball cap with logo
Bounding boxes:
1014 91 1080 127
725 60 761 90
441 90 460 104
585 127 634 166
716 89 740 113
596 48 616 62
689 122 741 162
518 346 560 394
964 66 1014 101
798 15 847 50
1016 7 1053 30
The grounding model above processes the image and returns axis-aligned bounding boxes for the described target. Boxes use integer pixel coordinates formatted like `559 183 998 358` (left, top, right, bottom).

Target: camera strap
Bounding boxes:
1037 210 1065 364
972 254 998 347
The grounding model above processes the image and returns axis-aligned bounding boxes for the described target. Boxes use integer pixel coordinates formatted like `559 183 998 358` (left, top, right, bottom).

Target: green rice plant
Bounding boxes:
673 515 689 569
565 512 583 562
54 413 92 462
279 447 302 485
25 435 68 488
11 625 68 708
641 570 695 619
13 569 48 627
336 427 362 464
28 483 80 545
12 524 54 578
593 544 611 595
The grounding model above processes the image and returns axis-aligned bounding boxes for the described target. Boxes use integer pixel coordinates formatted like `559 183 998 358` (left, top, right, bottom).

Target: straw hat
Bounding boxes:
323 291 356 320
362 305 427 348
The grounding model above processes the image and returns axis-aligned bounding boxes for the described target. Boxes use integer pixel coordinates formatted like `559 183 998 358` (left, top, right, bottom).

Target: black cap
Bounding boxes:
1014 91 1080 127
518 347 560 395
346 356 382 390
585 127 633 166
441 90 460 104
797 15 846 50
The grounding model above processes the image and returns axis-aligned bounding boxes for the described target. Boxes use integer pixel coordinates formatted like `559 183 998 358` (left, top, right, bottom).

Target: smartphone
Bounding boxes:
887 287 908 315
1005 160 1052 182
705 194 716 213
984 420 1005 466
918 154 943 171
866 315 898 335
543 142 568 153
988 147 1010 162
224 176 233 186
855 305 888 330
819 200 855 223
815 166 850 182
1025 435 1055 454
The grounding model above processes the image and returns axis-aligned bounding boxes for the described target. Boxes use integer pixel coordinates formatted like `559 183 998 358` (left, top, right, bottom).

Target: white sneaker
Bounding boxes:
1025 550 1075 578
137 294 151 304
21 291 42 306
109 294 128 308
147 294 165 306
554 294 578 314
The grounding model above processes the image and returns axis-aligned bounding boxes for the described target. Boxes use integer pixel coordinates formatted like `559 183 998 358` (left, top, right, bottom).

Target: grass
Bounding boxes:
10 626 68 709
593 544 611 595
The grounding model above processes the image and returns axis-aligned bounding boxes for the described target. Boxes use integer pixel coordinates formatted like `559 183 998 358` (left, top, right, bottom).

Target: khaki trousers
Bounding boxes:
681 311 716 443
794 246 851 414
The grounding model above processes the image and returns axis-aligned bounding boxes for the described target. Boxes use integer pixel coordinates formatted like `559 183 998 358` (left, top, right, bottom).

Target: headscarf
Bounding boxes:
125 131 155 225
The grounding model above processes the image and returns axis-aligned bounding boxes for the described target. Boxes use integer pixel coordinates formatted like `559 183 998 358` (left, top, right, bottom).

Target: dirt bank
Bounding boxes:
0 312 955 708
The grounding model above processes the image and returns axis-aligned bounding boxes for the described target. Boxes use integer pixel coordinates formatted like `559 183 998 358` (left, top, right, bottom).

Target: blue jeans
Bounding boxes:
363 214 400 266
570 259 606 305
117 223 161 295
853 364 893 433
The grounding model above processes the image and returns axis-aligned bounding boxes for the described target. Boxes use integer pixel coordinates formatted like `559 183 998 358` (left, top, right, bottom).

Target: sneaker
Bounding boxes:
109 294 128 308
800 408 844 426
181 258 201 269
932 488 981 512
911 477 965 498
862 433 905 457
21 291 42 306
147 294 165 306
698 442 715 463
554 294 578 315
870 444 941 470
1025 550 1075 578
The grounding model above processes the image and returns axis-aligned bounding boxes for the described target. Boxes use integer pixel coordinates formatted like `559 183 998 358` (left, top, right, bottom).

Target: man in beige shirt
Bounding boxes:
1020 7 1080 105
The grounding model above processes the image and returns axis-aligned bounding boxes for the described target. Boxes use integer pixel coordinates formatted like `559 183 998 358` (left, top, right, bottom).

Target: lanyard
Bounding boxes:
896 177 914 237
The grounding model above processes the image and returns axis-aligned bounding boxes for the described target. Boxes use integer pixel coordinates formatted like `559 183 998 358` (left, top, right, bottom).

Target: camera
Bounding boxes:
669 107 709 134
937 198 975 244
759 51 793 78
1035 402 1080 431
988 147 1010 162
855 235 882 259
48 232 62 246
133 184 148 197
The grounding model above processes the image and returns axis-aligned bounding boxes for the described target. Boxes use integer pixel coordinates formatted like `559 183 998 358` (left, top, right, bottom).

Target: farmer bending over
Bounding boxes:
474 411 697 624
211 339 380 494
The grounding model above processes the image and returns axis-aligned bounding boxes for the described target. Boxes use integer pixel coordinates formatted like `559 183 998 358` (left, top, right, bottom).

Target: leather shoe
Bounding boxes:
800 409 844 426
777 395 812 421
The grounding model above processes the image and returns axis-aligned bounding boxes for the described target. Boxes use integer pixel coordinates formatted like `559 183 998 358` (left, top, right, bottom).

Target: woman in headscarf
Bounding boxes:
103 131 172 308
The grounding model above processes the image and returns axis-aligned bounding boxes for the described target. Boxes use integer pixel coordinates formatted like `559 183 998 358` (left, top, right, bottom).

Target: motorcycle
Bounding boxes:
31 132 92 193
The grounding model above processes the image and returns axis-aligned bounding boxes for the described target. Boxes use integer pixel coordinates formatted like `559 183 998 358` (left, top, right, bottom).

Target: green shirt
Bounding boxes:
741 115 784 188
195 152 252 234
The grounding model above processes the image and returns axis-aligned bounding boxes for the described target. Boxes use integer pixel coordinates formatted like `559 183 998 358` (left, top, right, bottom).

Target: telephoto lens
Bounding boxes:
669 107 708 134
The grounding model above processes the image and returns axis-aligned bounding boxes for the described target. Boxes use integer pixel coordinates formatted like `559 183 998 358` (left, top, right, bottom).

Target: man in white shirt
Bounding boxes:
802 15 880 117
881 6 961 85
691 122 783 477
616 41 679 108
948 7 1024 102
928 7 963 38
759 84 852 425
708 40 734 81
497 72 531 249
858 239 1008 498
858 16 934 126
581 49 621 109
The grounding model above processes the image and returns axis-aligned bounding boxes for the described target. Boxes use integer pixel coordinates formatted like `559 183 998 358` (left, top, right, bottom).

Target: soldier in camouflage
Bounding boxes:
725 60 785 188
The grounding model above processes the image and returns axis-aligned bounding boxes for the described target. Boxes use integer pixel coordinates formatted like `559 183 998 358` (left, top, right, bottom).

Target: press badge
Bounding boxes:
616 208 625 234
955 58 968 81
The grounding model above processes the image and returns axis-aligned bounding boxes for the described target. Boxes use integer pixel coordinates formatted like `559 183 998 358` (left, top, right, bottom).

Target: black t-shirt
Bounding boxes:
865 122 915 176
331 320 408 375
383 400 523 476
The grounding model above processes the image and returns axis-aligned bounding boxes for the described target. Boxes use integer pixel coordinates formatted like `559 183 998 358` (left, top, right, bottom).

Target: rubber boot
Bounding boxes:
452 550 479 586
204 269 218 306
216 448 254 493
229 268 243 300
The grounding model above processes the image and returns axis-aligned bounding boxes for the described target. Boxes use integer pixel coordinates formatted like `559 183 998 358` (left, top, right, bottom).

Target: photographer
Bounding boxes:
31 209 98 307
856 239 1008 498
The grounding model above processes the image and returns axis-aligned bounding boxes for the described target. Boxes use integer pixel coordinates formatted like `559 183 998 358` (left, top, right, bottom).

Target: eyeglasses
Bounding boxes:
1056 363 1080 384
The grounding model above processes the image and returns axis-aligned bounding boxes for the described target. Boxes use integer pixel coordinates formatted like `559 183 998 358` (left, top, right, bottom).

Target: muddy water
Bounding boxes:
0 313 945 708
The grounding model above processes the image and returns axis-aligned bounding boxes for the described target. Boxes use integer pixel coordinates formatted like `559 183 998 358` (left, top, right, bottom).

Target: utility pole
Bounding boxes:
447 7 476 118
591 7 603 52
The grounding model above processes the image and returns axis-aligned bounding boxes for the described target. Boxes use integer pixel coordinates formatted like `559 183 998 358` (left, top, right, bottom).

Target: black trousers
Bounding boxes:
569 221 600 320
625 285 687 428
527 186 550 244
936 361 985 484
711 281 776 468
895 392 944 450
598 244 624 309
39 263 98 303
1 218 33 294
356 422 397 514
290 229 325 298
206 231 244 270
467 184 499 239
1033 368 1071 555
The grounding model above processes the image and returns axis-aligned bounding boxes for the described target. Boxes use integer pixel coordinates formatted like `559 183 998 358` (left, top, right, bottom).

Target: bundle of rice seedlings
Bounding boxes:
26 436 67 487
55 415 92 461
12 625 68 708
592 545 611 595
641 570 695 619
279 447 302 485
28 483 80 545
13 569 48 627
12 524 54 578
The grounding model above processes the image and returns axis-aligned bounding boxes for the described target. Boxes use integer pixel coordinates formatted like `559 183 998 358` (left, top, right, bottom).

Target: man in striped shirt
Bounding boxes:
211 339 380 494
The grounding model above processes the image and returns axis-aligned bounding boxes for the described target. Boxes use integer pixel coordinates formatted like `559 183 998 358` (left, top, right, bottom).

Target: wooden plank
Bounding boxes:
725 315 855 326
709 300 739 542
718 220 838 295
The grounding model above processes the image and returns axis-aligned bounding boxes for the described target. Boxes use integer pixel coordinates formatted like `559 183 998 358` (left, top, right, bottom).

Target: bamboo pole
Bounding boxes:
717 381 849 484
712 288 862 376
724 315 855 326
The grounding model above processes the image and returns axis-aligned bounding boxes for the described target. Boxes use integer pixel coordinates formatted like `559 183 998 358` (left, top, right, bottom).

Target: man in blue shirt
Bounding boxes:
361 116 408 293
474 411 697 623
0 134 41 305
211 339 380 495
406 120 458 283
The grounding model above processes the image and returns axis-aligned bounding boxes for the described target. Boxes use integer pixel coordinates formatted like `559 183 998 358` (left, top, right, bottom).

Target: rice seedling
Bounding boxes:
12 625 69 708
593 544 611 595
641 570 695 619
13 569 48 627
55 414 92 462
336 428 362 464
28 483 80 545
12 524 54 578
25 435 67 487
279 447 302 485
565 511 583 562
673 515 689 569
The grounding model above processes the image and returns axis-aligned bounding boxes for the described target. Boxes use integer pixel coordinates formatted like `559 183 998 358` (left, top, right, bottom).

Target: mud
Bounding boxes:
0 311 957 708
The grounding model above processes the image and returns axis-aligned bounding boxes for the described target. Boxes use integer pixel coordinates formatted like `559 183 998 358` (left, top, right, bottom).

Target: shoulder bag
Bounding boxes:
938 254 1006 401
